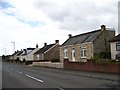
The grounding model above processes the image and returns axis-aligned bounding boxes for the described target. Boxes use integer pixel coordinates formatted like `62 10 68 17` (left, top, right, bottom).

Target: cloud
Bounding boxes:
34 0 118 31
0 0 118 55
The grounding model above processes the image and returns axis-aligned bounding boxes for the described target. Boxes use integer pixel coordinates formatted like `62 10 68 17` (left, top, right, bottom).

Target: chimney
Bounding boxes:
101 25 106 31
55 40 59 44
44 42 47 46
36 43 38 48
68 34 72 38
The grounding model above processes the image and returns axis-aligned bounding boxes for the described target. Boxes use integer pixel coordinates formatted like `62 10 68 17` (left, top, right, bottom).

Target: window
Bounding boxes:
116 43 120 51
37 55 39 60
64 48 68 58
80 47 87 58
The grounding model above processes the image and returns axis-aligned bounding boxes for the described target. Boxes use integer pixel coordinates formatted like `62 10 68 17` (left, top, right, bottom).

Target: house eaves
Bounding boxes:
60 42 93 48
109 34 120 42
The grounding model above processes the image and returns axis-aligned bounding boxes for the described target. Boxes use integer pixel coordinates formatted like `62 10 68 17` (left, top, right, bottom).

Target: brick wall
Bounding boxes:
64 59 120 73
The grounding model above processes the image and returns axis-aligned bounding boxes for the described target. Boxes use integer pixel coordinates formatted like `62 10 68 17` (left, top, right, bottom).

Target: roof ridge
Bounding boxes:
34 43 55 54
71 29 101 38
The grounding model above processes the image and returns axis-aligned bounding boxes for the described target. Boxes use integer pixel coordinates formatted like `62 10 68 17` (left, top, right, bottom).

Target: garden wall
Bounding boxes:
64 59 120 73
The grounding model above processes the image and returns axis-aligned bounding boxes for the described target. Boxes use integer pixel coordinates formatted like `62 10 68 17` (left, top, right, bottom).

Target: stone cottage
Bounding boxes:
34 40 60 61
60 25 115 62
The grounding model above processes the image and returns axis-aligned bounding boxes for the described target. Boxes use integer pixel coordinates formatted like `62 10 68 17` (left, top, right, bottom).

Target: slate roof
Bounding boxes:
21 48 35 56
12 51 21 56
34 44 55 54
61 30 101 46
16 51 23 56
27 48 35 50
109 34 120 42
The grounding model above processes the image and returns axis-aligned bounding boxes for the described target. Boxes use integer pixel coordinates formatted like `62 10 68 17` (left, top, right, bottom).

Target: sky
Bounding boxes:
0 0 119 55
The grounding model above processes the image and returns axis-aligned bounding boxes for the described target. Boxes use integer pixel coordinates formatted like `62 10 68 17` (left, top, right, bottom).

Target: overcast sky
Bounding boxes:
0 0 119 55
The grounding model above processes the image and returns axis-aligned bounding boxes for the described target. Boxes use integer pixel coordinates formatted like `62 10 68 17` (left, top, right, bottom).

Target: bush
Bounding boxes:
94 52 111 60
93 59 111 64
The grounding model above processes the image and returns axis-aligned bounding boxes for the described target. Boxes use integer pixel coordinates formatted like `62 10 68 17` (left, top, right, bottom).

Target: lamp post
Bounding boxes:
3 48 6 55
11 41 15 53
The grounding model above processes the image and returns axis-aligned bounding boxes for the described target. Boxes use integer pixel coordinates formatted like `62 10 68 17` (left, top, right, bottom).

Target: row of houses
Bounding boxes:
4 25 120 63
8 40 60 64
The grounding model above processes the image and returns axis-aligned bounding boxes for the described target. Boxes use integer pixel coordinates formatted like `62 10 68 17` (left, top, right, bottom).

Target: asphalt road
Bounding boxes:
2 61 119 89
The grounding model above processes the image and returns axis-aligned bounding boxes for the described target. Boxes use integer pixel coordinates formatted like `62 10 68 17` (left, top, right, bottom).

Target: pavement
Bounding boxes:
6 61 120 82
2 61 120 88
31 65 119 82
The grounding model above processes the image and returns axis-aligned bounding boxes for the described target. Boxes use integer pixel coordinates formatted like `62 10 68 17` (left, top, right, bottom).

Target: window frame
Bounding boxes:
116 43 120 51
63 48 68 58
80 47 87 58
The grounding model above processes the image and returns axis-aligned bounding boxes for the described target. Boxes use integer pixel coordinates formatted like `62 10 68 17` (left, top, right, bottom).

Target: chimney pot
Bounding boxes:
44 43 47 46
68 34 72 38
36 43 38 48
101 25 106 30
55 40 59 44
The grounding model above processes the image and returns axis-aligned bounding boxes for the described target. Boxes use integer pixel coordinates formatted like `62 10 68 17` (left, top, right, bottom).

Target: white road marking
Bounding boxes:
58 87 64 90
17 71 23 74
25 74 43 83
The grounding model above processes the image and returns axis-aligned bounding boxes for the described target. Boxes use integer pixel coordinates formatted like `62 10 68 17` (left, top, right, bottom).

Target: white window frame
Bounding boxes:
80 47 87 58
64 48 68 58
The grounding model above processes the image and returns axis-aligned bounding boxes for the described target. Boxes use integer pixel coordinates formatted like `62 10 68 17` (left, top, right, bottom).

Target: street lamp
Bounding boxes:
11 41 15 53
3 48 6 55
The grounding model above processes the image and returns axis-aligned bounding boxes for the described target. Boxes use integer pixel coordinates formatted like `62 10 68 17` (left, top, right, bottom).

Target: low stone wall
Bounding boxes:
33 61 63 69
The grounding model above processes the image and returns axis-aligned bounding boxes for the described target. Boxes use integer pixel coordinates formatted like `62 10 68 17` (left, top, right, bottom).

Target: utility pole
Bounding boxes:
11 41 15 53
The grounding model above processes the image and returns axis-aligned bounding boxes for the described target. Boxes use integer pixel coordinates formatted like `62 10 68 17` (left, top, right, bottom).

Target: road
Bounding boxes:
2 61 119 89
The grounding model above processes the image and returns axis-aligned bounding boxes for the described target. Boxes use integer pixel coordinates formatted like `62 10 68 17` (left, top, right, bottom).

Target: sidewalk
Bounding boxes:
32 66 119 82
61 69 119 82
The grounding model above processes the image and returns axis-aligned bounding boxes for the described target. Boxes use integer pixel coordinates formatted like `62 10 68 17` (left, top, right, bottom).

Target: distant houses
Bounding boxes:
10 50 21 62
20 48 35 62
4 25 119 64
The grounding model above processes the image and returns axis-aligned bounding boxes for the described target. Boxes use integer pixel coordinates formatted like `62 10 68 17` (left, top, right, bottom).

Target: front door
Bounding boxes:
72 48 75 62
